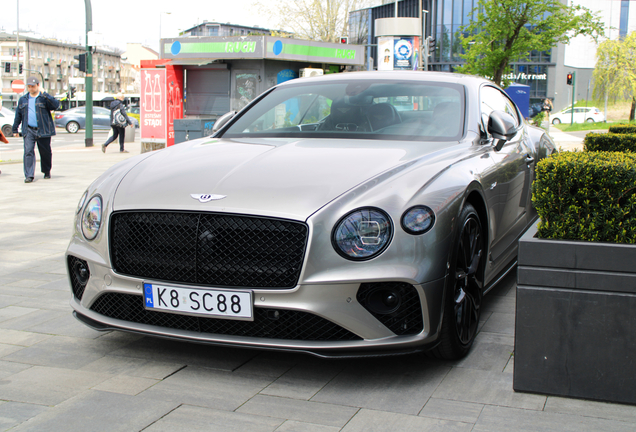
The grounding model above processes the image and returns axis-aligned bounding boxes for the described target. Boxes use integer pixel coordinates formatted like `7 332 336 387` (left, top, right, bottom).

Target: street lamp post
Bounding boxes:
160 12 171 53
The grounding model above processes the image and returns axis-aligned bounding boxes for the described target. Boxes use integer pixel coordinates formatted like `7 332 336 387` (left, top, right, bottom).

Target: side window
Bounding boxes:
480 86 521 130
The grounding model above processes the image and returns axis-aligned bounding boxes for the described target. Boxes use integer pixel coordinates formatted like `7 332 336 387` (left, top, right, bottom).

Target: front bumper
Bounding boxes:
66 253 447 358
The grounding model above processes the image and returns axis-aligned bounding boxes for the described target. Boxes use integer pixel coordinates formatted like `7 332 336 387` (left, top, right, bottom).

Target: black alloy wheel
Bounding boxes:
430 204 484 360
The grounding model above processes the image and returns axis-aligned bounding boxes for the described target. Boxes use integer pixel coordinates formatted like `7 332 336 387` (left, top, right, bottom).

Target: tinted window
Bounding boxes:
222 80 465 141
481 86 520 127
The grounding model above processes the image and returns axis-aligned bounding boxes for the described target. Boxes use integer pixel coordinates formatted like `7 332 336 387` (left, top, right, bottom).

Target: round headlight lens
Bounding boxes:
401 206 435 235
76 191 88 214
81 196 102 240
332 208 393 260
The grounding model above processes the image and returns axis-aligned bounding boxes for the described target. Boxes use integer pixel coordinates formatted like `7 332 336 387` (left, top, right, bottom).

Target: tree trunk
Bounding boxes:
630 97 636 122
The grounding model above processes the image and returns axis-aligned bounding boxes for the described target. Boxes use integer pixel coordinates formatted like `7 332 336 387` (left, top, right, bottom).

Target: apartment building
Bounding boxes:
0 32 121 108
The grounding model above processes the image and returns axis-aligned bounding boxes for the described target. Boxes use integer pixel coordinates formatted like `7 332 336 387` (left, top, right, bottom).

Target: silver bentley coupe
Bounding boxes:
67 71 556 359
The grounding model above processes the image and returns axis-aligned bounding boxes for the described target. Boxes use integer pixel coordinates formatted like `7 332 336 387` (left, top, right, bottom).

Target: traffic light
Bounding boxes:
4 62 10 73
74 53 86 72
340 37 348 44
70 86 76 99
428 37 436 53
566 73 573 85
19 63 23 74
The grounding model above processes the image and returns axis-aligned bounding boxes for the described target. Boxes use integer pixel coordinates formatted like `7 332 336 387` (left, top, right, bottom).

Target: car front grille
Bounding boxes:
89 292 361 341
110 211 308 289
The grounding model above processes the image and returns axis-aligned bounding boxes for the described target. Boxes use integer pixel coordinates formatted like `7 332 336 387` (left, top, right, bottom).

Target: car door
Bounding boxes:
479 85 534 264
93 107 111 129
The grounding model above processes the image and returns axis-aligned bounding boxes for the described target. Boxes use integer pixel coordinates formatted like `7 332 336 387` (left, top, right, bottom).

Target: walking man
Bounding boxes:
12 76 60 183
102 93 132 153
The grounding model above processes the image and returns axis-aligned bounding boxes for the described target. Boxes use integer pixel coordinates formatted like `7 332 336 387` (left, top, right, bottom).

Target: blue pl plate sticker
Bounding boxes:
144 283 154 307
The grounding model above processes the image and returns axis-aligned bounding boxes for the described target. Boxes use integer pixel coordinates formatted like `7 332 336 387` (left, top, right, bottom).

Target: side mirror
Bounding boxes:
488 110 518 151
212 111 237 133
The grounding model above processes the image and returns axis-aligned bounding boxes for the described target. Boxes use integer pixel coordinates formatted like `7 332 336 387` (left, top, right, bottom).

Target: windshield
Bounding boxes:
221 80 465 141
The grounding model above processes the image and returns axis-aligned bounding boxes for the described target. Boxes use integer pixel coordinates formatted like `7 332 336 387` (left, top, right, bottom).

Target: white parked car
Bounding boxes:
1 106 16 137
551 107 605 124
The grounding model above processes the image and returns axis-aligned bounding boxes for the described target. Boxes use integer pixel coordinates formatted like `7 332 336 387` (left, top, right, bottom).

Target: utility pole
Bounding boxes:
570 72 576 126
84 0 94 147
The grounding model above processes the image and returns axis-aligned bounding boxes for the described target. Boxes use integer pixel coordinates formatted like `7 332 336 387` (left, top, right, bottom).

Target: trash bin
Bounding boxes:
174 118 215 144
125 124 136 143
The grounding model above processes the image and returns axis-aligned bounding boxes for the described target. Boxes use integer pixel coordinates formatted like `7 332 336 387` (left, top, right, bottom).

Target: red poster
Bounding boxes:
166 67 184 147
141 69 166 142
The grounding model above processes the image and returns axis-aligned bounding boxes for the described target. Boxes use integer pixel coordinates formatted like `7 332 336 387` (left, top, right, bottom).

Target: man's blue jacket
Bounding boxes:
12 92 60 137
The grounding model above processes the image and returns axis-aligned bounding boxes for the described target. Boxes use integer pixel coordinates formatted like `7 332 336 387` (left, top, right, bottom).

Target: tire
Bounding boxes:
586 118 595 123
1 124 12 138
66 121 80 134
552 118 561 125
430 204 484 360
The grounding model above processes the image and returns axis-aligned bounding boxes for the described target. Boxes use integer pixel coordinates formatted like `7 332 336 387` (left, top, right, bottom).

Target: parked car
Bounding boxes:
54 106 139 133
67 71 556 359
550 106 605 124
0 106 15 137
128 105 140 115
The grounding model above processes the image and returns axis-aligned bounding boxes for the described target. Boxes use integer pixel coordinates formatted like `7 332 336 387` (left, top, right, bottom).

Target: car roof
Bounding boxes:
277 70 493 88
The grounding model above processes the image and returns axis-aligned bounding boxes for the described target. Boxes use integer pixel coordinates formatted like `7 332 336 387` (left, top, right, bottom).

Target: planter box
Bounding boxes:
514 221 636 404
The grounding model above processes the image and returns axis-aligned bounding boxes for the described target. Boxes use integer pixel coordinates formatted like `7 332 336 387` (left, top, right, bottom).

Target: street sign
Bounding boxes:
11 79 25 93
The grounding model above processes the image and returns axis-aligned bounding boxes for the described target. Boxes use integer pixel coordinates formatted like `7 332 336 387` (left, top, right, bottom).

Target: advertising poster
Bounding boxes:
141 69 167 143
166 67 184 147
393 37 419 70
378 37 394 71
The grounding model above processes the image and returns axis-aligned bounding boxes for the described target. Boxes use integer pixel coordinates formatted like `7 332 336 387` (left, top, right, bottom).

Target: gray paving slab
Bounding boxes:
234 353 295 379
0 359 32 379
311 357 450 415
260 360 344 400
237 394 359 427
0 309 67 331
79 355 185 380
432 367 546 410
0 401 50 431
419 398 484 423
341 408 473 432
450 335 513 372
143 404 284 432
9 390 179 432
0 365 110 405
544 396 636 423
472 404 636 432
0 328 51 346
139 365 273 411
275 420 341 432
479 311 515 335
22 312 103 338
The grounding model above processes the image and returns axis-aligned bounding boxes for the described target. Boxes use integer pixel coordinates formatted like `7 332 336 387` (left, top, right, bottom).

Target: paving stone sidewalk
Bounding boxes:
1 136 635 431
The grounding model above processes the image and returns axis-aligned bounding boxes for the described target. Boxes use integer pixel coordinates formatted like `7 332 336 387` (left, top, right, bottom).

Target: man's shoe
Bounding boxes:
44 173 51 179
24 177 33 183
102 144 106 153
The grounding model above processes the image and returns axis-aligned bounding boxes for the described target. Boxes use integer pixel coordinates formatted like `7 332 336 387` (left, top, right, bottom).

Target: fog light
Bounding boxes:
366 288 402 315
73 260 90 284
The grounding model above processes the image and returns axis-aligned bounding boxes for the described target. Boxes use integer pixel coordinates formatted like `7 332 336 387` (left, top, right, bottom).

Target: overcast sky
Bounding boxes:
0 0 279 53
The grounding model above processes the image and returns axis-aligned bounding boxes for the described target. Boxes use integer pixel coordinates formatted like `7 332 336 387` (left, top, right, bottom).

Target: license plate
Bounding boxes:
143 282 253 320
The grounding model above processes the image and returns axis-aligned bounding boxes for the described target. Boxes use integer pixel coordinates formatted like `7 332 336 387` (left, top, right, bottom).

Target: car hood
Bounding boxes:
113 137 452 220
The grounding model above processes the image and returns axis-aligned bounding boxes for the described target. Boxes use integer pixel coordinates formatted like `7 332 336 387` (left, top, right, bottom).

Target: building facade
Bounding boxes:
121 43 160 94
349 0 636 112
179 22 271 38
0 32 122 108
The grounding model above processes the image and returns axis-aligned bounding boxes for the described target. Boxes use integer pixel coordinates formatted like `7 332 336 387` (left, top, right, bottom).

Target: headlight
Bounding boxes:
332 208 393 260
76 190 88 214
81 195 102 240
401 206 435 235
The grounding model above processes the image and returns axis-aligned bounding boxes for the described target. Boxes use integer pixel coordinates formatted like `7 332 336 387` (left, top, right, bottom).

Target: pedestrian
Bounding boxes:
0 127 8 175
542 98 553 112
102 93 132 153
12 76 60 183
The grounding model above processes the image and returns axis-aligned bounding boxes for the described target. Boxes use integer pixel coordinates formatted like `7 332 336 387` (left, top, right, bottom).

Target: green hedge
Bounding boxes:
533 151 636 243
608 124 636 134
584 132 636 152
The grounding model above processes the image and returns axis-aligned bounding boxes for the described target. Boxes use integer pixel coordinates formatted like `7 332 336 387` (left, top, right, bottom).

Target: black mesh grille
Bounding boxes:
110 212 308 288
357 282 423 335
67 255 90 301
90 292 361 341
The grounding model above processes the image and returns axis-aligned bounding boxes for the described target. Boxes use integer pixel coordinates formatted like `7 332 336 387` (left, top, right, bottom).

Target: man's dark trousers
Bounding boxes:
24 127 52 179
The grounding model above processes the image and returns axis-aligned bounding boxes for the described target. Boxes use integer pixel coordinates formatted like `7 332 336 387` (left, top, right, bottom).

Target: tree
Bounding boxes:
458 0 605 86
593 32 636 121
256 0 372 43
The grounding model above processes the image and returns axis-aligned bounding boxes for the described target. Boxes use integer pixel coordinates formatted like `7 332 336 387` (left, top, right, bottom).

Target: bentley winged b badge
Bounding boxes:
191 194 227 203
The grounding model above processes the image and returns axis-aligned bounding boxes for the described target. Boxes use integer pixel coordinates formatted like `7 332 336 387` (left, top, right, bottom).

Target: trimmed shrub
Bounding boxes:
533 151 636 243
609 124 636 135
584 132 636 152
